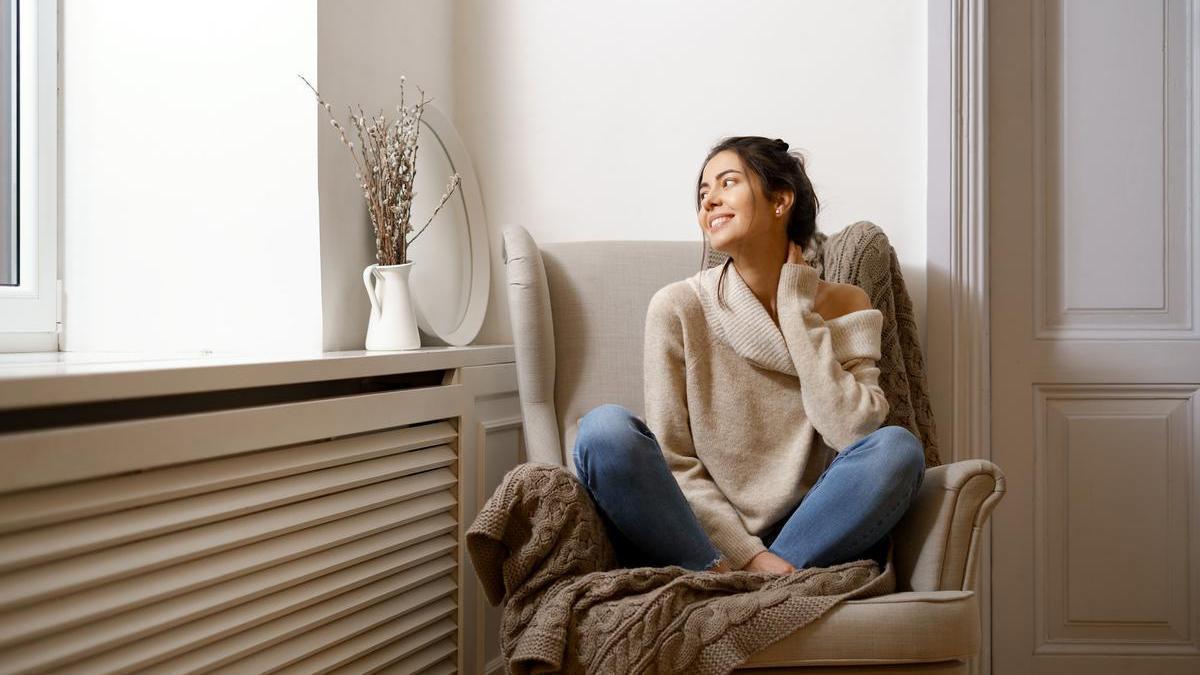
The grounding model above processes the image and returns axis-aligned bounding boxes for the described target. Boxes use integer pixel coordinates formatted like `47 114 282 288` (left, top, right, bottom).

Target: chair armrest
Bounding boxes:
891 459 1006 592
501 226 565 467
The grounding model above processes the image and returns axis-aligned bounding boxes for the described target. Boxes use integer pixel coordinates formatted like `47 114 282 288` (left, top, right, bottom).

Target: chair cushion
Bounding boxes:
537 238 703 473
738 591 979 668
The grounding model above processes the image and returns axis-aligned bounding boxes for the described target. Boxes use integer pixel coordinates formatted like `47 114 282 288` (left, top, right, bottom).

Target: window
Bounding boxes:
2 0 14 287
0 0 57 352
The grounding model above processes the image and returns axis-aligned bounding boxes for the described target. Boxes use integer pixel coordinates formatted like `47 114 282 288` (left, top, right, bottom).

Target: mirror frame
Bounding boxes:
411 104 489 346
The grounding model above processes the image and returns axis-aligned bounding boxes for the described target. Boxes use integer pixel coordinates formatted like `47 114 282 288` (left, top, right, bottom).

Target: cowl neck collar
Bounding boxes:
689 262 885 376
689 262 799 376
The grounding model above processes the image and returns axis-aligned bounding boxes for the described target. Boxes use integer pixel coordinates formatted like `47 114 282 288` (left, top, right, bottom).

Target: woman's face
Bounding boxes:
697 150 770 255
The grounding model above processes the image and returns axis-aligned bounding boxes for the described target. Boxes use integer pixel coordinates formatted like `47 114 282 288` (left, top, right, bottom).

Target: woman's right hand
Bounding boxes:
743 550 797 574
787 241 807 266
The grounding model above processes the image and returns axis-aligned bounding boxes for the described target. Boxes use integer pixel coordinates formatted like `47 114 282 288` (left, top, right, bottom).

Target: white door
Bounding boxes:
990 0 1200 673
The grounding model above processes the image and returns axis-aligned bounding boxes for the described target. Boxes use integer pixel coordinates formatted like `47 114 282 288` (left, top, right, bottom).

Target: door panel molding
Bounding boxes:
1033 0 1198 340
990 0 1200 672
1033 385 1198 655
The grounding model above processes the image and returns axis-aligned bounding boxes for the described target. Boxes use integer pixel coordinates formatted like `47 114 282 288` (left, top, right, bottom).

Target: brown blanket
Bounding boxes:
467 463 896 674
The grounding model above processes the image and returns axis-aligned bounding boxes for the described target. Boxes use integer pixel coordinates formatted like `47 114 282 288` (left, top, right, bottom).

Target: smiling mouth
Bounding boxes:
710 215 732 231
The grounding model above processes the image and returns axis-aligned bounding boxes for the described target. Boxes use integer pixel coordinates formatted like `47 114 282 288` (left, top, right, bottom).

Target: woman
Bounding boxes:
572 136 926 575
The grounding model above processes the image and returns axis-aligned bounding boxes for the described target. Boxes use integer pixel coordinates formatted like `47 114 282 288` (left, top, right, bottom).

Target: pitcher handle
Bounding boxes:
363 264 381 319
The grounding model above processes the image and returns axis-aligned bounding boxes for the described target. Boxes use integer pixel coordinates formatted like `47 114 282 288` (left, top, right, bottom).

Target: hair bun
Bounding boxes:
773 138 789 151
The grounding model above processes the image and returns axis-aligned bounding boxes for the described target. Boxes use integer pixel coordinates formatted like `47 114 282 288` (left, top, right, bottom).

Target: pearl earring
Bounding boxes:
775 208 782 215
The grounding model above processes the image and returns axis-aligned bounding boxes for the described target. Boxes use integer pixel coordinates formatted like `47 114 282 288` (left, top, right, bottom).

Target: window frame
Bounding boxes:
0 0 58 352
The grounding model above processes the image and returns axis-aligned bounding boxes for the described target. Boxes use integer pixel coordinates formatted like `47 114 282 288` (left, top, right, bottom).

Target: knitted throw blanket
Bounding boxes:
467 463 896 674
703 220 942 466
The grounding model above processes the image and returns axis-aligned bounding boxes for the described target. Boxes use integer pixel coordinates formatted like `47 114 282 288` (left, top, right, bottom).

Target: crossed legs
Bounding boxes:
572 404 924 572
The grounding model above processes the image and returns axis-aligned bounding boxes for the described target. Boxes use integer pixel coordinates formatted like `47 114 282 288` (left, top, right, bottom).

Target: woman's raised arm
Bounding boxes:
776 261 890 451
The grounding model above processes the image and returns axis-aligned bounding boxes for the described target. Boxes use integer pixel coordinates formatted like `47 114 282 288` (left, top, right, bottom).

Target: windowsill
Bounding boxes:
0 344 516 411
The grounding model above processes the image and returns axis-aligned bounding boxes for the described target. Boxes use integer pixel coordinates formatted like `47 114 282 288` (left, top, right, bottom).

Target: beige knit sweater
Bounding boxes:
644 261 889 570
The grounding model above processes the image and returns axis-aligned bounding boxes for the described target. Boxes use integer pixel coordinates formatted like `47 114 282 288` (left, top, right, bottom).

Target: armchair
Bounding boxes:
501 224 1005 673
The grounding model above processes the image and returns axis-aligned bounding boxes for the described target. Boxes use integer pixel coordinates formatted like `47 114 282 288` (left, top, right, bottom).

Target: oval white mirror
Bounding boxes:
407 104 489 346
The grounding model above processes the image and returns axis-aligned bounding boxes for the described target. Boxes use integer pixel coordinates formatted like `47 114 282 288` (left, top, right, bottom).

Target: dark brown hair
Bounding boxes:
696 136 820 309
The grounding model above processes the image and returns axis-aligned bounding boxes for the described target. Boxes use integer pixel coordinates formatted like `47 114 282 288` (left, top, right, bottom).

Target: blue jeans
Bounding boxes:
572 404 925 571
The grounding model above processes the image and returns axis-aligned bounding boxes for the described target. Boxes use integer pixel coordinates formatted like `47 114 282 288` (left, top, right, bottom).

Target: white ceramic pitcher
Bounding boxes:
363 263 421 350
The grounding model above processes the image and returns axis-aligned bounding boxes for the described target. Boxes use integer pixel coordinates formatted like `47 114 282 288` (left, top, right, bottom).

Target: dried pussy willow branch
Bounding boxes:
300 74 462 266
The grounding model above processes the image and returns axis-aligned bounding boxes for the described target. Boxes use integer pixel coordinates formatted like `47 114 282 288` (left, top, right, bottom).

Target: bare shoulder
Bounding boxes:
815 281 872 321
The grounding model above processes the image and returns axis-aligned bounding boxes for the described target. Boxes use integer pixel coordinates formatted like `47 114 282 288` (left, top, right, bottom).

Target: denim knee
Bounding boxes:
573 404 654 481
869 425 926 492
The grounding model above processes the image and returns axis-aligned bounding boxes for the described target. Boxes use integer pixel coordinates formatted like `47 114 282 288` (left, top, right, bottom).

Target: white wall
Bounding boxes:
63 0 321 353
454 0 928 346
60 0 927 354
925 0 954 463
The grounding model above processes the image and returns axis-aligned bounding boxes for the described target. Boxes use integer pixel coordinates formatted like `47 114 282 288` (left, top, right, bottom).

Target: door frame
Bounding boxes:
927 0 991 673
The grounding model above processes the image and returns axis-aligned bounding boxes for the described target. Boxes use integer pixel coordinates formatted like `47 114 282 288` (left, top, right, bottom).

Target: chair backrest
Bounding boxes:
502 225 702 474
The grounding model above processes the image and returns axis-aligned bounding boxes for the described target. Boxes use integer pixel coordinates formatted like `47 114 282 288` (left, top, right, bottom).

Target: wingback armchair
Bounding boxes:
500 224 1005 673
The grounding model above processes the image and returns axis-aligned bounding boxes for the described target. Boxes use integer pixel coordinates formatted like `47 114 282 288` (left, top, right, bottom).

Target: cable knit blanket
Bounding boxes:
467 463 896 674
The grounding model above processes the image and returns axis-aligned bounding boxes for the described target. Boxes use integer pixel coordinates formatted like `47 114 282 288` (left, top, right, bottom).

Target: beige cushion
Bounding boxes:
738 591 978 668
536 237 702 474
